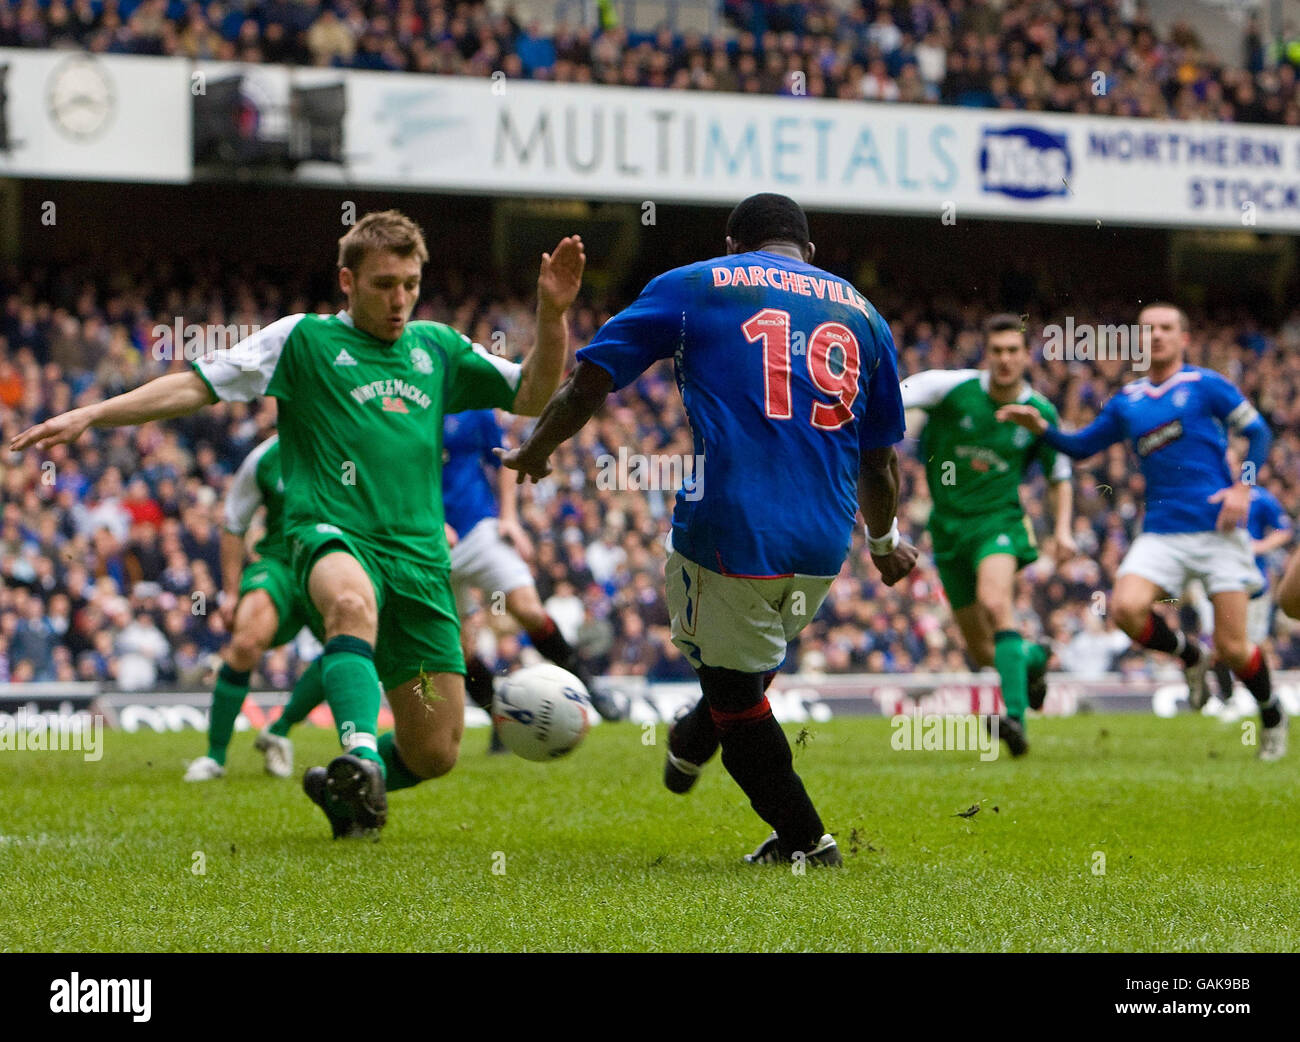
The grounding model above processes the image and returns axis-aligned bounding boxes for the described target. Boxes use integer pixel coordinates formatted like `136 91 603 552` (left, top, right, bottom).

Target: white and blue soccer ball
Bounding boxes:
492 663 592 761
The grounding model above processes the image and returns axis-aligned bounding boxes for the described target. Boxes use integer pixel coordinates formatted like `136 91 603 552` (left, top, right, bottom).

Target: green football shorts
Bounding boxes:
288 522 465 689
238 553 321 648
929 512 1038 611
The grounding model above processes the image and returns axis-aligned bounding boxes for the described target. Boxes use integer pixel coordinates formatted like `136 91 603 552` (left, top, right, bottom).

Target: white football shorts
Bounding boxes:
665 541 834 674
450 518 535 616
1118 529 1263 599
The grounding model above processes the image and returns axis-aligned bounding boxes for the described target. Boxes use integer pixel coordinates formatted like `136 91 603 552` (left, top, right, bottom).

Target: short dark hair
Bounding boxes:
1138 301 1189 332
984 313 1026 337
725 193 810 252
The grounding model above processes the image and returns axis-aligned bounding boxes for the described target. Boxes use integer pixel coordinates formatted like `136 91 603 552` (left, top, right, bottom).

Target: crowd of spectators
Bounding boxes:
3 0 1300 125
3 257 1300 693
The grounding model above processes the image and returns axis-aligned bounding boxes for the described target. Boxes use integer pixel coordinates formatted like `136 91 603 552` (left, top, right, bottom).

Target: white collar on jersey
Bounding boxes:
336 310 355 327
980 369 1033 404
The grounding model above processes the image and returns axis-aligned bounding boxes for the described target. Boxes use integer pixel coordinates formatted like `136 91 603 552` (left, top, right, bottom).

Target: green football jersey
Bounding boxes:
195 311 520 570
223 434 288 561
900 368 1069 521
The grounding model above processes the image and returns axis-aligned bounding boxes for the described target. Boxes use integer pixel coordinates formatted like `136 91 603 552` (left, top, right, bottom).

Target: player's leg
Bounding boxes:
369 572 468 788
702 663 836 864
952 604 996 669
666 551 839 864
664 670 775 794
243 560 320 777
184 587 278 781
939 522 1046 719
973 552 1033 754
1277 546 1300 620
449 529 499 723
306 550 385 763
1189 580 1234 702
461 517 624 719
506 584 573 668
1210 587 1286 759
382 671 466 788
1113 536 1208 706
253 652 325 780
458 602 507 754
267 656 325 739
297 542 388 838
460 611 495 715
504 583 622 719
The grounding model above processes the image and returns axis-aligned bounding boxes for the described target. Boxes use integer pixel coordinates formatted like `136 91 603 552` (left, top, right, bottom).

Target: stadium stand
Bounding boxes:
2 259 1299 690
0 0 1298 123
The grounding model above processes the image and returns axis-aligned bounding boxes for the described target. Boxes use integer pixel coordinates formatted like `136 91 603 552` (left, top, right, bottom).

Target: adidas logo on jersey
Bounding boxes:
334 349 357 366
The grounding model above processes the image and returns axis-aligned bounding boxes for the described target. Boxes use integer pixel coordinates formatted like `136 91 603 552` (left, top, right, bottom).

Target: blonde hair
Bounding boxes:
337 210 429 272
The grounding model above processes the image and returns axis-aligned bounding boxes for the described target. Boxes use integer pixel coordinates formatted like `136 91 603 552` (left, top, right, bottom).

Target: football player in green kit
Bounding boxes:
899 314 1076 756
12 210 584 837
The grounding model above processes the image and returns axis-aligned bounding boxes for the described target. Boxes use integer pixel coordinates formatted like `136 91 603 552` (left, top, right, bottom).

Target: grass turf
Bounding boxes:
1 713 1297 952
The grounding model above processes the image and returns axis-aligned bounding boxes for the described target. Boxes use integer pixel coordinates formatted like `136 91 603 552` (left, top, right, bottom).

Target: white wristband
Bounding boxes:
867 518 900 555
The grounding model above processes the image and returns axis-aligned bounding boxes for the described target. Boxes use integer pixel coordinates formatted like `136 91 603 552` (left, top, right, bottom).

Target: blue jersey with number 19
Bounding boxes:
577 250 905 578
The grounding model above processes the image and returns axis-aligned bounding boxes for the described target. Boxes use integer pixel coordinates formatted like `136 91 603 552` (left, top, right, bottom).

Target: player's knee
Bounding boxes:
324 589 375 636
975 592 1011 630
226 632 267 670
402 736 460 779
1214 633 1250 670
1110 595 1149 634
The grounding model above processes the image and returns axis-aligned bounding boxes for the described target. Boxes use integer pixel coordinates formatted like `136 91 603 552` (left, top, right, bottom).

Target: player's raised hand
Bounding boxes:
1209 483 1251 532
872 540 919 587
9 407 93 452
995 404 1048 435
537 235 585 316
494 445 552 484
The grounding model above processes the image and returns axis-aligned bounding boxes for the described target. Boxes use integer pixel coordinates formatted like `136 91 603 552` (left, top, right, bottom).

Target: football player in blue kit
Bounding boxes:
497 194 918 865
442 408 626 751
999 303 1285 760
1189 452 1292 713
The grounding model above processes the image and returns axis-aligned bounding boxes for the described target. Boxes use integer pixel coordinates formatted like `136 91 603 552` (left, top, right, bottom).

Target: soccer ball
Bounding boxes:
491 663 592 761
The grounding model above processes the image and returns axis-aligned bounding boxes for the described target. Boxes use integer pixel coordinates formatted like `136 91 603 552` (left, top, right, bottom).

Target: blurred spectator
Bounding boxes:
3 259 1299 694
1 0 1297 125
114 610 171 690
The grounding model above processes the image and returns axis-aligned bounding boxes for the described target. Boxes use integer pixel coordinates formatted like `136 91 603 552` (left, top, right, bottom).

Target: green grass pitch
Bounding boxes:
2 714 1297 952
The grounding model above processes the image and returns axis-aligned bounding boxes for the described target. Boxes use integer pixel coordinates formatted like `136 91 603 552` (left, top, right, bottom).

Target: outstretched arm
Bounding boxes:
10 370 215 452
1049 478 1076 559
1254 526 1292 556
513 235 585 416
858 446 918 586
218 528 248 629
496 458 534 561
496 361 614 482
997 402 1124 460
